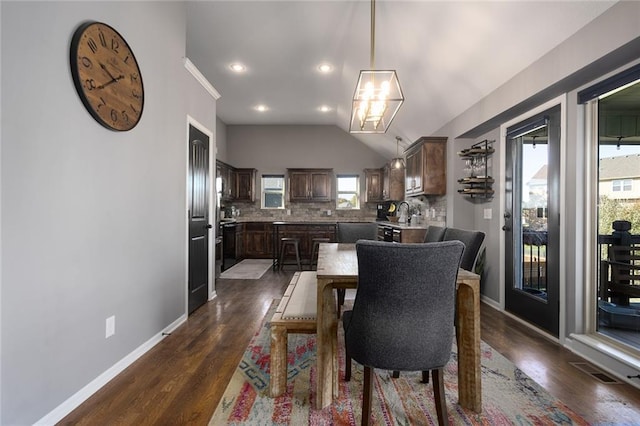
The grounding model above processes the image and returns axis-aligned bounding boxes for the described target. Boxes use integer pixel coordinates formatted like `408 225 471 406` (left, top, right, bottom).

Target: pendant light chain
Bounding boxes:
370 0 375 69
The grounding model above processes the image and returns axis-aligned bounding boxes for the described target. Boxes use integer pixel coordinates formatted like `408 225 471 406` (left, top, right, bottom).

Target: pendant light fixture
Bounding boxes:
349 0 404 133
391 136 405 169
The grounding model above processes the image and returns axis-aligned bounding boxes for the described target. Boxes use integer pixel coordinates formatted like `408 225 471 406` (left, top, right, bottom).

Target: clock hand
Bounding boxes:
99 62 119 82
97 74 125 90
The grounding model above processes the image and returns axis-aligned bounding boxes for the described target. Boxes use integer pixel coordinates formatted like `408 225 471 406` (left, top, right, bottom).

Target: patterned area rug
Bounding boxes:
219 259 273 279
210 301 587 425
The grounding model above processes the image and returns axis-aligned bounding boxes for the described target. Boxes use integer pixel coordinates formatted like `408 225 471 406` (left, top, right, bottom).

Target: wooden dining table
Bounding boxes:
315 243 482 413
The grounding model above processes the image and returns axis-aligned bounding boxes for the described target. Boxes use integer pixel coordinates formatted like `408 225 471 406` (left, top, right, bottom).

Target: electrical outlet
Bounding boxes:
327 210 332 216
105 315 115 338
484 208 492 219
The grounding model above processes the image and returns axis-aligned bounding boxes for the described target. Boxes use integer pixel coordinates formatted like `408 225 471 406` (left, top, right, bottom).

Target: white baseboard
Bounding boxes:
480 295 501 310
34 314 188 426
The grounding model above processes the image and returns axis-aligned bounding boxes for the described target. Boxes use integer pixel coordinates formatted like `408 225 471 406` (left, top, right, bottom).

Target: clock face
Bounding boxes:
70 22 144 131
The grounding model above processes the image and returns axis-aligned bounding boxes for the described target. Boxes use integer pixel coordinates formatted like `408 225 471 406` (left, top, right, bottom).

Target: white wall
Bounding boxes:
1 2 216 424
226 125 388 173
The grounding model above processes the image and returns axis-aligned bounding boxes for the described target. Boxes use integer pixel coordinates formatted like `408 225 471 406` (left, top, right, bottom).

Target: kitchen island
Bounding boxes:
375 220 431 243
219 219 442 270
271 221 338 270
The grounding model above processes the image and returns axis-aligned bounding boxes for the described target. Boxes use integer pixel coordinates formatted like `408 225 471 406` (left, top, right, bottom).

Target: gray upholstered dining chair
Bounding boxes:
336 222 378 243
393 226 485 382
424 225 446 242
343 240 464 426
442 228 485 272
335 222 378 315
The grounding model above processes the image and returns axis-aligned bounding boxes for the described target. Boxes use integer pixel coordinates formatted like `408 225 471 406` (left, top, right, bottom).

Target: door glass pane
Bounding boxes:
596 81 640 350
521 132 549 301
522 132 548 300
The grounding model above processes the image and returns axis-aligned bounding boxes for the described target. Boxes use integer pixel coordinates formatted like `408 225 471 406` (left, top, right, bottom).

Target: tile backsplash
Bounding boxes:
221 201 377 222
221 196 446 223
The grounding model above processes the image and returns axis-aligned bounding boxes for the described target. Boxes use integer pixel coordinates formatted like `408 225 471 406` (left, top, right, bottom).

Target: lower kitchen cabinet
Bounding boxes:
273 223 336 265
244 222 274 258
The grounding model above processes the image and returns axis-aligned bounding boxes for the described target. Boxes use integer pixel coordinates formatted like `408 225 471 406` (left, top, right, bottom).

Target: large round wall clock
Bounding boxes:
70 21 144 131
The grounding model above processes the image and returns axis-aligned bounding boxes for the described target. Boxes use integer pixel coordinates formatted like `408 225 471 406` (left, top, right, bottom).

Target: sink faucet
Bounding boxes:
398 202 410 222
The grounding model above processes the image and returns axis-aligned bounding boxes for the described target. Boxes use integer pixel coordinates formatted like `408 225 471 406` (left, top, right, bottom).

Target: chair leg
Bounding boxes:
421 370 430 383
362 366 373 426
345 348 352 381
294 243 301 270
432 368 449 426
336 289 346 318
392 370 400 378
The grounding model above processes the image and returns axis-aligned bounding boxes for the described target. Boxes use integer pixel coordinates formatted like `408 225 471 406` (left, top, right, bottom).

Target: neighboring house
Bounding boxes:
526 164 548 206
599 154 640 201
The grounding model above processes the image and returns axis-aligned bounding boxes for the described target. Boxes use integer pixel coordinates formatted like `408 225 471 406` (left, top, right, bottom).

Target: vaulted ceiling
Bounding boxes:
185 1 616 158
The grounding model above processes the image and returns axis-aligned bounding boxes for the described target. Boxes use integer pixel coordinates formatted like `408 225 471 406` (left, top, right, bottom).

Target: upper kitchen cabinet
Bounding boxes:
404 136 447 196
288 168 333 202
383 163 405 200
234 168 257 202
365 164 404 202
217 160 235 200
216 161 256 202
364 168 383 202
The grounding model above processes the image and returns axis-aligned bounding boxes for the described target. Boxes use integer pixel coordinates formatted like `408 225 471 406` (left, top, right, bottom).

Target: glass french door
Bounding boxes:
504 105 561 337
591 79 640 351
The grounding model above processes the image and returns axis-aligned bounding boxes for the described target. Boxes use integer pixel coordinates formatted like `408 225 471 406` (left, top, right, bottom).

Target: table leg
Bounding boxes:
456 277 482 413
316 278 337 409
269 324 287 397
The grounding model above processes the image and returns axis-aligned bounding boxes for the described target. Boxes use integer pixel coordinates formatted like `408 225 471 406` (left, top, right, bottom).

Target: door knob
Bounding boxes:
502 225 510 231
503 212 511 219
205 224 213 229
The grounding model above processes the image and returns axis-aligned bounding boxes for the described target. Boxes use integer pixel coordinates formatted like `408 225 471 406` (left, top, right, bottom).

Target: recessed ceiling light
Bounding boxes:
230 63 246 72
318 63 333 73
319 105 331 112
255 105 268 112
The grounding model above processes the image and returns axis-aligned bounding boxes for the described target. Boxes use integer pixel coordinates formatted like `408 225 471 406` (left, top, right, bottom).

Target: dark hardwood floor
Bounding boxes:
59 268 640 425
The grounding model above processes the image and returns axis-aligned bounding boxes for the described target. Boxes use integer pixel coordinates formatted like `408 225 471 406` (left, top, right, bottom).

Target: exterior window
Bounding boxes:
262 175 285 209
336 175 359 209
612 179 632 192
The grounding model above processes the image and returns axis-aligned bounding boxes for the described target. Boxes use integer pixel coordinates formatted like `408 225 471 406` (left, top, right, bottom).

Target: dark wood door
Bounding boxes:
188 124 211 314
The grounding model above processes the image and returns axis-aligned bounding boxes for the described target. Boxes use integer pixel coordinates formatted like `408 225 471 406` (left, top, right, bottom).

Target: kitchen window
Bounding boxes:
261 175 285 209
336 174 359 209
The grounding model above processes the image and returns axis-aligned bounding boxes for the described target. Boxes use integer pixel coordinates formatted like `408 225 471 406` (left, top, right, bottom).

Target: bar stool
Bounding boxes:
310 238 330 270
278 237 302 271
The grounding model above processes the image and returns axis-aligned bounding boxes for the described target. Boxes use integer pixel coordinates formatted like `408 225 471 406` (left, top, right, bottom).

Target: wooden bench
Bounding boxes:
269 271 318 397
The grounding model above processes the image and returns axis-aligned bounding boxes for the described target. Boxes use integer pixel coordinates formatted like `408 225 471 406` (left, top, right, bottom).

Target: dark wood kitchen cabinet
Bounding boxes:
365 164 405 202
244 222 274 258
216 161 256 202
275 222 336 264
405 136 447 196
217 161 235 200
287 168 333 202
234 168 256 202
364 168 383 202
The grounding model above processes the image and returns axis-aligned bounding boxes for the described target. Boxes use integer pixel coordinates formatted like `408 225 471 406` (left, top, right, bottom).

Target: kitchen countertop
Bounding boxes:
376 220 430 230
220 218 442 229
